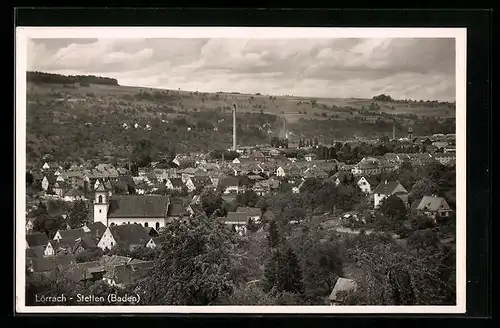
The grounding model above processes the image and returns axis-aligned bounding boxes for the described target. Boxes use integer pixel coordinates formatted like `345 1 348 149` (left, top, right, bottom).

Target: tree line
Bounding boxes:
27 71 119 86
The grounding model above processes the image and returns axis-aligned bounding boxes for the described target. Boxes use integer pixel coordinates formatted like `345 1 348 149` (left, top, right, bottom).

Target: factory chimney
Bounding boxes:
392 119 396 141
232 104 237 151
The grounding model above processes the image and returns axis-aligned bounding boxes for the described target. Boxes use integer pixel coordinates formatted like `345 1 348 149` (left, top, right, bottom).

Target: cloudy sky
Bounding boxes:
27 38 456 101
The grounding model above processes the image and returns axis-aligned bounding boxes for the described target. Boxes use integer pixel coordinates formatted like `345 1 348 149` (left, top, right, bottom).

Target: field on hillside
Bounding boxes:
25 81 456 166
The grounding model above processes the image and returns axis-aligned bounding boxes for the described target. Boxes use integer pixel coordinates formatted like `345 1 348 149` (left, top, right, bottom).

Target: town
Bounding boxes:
25 94 456 306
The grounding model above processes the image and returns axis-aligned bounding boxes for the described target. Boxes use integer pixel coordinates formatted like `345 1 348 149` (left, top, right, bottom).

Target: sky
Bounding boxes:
27 37 456 101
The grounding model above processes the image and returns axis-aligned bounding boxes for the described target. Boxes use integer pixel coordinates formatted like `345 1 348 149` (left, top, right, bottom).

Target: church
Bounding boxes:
92 183 188 231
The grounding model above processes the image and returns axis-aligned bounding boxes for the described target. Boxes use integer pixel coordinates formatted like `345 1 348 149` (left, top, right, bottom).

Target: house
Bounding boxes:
276 166 286 177
97 224 154 251
26 245 45 259
236 207 261 223
82 221 107 243
181 167 200 183
52 181 68 197
26 232 49 248
232 158 241 164
218 212 254 236
372 180 408 208
332 171 354 186
356 176 373 194
27 255 75 276
409 153 438 167
66 261 106 282
185 175 213 193
44 238 79 256
304 153 317 162
166 200 189 222
100 256 153 288
433 153 456 166
416 196 453 220
165 178 185 191
352 157 381 176
303 166 328 179
53 228 88 241
63 188 87 202
218 177 240 194
432 141 449 149
329 278 357 305
41 175 57 191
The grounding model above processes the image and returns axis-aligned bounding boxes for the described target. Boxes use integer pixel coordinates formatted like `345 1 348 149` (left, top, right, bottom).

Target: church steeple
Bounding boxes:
93 183 109 226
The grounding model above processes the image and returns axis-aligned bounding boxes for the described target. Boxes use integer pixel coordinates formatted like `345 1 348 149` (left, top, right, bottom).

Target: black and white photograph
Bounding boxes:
16 27 466 313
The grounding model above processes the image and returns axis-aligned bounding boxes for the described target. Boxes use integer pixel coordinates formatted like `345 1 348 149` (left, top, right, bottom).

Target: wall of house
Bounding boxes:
94 203 108 226
108 217 167 230
97 228 116 250
223 186 239 194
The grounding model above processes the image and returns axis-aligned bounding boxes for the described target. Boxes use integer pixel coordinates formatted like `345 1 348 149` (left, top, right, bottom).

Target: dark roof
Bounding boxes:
26 246 45 259
26 232 49 248
72 236 97 252
372 180 407 195
57 228 88 241
218 177 239 188
191 175 212 187
110 224 152 246
30 255 76 273
168 178 185 188
144 227 159 237
223 212 255 223
236 207 261 215
64 188 84 197
85 222 107 239
66 261 105 281
95 183 107 192
108 195 170 218
167 202 187 217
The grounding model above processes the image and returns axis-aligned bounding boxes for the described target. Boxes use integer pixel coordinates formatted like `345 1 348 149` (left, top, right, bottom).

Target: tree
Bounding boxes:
67 200 90 229
26 172 34 186
246 218 259 234
201 192 224 218
131 138 153 167
409 178 439 205
263 246 304 294
380 195 407 220
267 219 281 248
76 248 104 263
344 243 455 305
134 216 235 305
236 190 260 207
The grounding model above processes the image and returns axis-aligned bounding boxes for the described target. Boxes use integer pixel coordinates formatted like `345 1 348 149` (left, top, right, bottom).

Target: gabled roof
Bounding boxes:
224 212 255 223
168 178 185 188
107 195 170 218
26 245 45 259
218 177 239 188
167 202 187 217
236 207 261 216
66 261 105 281
29 255 76 273
329 277 357 301
372 180 407 195
417 196 451 212
109 224 152 246
26 232 49 248
64 188 84 197
95 183 107 192
56 228 88 241
191 175 212 186
85 222 107 239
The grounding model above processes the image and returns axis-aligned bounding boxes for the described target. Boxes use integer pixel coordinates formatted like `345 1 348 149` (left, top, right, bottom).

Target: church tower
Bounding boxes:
93 183 109 226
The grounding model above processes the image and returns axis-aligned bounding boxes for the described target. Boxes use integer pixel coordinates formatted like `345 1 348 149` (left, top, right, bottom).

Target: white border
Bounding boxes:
15 27 466 314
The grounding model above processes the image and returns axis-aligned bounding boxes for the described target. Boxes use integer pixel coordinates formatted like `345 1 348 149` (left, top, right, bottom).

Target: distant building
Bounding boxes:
416 196 453 221
372 180 408 208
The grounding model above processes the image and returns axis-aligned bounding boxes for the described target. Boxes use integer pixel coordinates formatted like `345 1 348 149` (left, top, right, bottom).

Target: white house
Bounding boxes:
232 158 241 164
416 195 453 221
97 224 154 251
356 176 372 194
372 180 408 209
304 153 317 162
276 166 286 177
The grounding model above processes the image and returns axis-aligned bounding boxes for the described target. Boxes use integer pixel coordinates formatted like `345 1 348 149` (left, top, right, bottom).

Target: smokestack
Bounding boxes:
392 119 396 141
233 104 237 151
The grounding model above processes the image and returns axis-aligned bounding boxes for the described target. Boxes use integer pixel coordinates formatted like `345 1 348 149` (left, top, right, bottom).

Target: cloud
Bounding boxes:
27 37 456 101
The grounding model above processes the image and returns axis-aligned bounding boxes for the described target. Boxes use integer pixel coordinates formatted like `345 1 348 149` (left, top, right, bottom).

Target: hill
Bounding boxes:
25 72 455 166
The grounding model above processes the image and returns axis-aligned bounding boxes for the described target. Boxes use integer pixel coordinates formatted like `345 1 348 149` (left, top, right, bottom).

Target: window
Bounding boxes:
98 195 103 203
156 222 160 230
144 222 148 227
99 209 102 213
111 242 113 246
